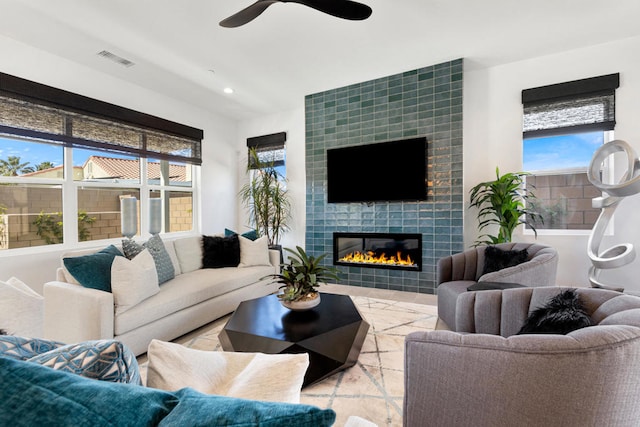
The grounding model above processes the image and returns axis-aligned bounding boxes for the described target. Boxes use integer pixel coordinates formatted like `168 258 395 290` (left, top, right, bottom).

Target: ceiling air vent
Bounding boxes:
97 50 135 67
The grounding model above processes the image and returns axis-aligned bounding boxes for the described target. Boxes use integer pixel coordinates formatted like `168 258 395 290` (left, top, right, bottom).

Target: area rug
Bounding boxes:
140 295 438 427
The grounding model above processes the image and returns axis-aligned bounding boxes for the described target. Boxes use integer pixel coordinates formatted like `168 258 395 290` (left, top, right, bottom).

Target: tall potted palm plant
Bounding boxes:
239 148 291 247
469 167 542 246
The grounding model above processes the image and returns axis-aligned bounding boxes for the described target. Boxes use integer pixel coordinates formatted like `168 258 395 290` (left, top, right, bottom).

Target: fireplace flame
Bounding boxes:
339 250 416 267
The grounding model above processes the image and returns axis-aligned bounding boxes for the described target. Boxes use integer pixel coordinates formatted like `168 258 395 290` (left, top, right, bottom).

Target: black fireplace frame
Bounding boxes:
333 232 422 271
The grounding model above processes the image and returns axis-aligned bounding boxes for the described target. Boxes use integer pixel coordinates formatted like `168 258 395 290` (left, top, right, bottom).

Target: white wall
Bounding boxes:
464 35 640 291
236 108 306 249
5 31 640 294
0 35 238 292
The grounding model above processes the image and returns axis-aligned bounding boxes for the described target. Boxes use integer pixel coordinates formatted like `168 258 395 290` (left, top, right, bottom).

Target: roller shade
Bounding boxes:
0 72 203 165
522 73 619 138
247 132 286 168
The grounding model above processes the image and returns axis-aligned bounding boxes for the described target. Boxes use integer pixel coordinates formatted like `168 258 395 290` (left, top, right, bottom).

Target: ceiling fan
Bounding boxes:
219 0 372 28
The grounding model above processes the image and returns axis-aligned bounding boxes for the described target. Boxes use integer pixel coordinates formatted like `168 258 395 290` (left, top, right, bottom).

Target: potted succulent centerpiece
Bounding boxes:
263 246 340 311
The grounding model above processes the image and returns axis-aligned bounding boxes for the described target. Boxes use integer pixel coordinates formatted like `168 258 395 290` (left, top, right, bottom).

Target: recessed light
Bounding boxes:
224 87 234 94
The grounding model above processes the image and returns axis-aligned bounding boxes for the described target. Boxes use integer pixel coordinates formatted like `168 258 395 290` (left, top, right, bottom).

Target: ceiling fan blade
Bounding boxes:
219 0 280 28
289 0 372 20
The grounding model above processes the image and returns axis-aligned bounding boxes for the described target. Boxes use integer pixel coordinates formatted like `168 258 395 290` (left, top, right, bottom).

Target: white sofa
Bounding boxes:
43 236 280 356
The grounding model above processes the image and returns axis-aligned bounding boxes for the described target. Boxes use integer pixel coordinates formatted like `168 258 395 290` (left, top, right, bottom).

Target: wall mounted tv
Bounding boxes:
326 137 428 203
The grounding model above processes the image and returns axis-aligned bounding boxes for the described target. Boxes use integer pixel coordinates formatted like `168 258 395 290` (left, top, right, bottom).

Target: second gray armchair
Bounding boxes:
437 242 558 330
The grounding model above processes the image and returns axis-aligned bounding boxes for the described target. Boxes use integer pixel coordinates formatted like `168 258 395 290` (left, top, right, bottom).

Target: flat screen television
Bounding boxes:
326 137 427 203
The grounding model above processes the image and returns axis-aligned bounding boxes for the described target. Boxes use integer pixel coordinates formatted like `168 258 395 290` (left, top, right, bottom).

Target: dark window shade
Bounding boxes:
0 73 203 165
522 73 619 138
247 132 286 169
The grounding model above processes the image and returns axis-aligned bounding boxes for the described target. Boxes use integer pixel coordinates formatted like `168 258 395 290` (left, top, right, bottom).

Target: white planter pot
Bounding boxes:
281 293 321 311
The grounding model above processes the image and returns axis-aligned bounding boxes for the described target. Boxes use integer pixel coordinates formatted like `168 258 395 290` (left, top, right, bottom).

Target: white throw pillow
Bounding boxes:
238 235 271 267
146 339 309 404
0 277 44 337
111 249 159 315
173 236 203 273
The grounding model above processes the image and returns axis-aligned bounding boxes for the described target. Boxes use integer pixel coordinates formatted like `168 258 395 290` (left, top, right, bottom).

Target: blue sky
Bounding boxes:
523 131 603 171
2 132 602 174
0 138 132 169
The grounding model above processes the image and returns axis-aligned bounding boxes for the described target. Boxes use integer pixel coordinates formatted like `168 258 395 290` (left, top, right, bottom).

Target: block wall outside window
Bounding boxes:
0 184 62 249
526 172 601 230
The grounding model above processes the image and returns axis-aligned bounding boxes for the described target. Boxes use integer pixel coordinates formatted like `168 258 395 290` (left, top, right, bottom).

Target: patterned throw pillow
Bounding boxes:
122 234 175 284
0 336 64 361
27 339 142 385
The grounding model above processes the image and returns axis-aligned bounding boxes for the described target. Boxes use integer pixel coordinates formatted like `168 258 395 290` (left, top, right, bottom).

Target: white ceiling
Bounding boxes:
3 0 640 120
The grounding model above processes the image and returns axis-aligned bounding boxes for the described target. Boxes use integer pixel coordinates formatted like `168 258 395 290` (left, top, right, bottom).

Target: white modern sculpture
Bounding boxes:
587 139 640 292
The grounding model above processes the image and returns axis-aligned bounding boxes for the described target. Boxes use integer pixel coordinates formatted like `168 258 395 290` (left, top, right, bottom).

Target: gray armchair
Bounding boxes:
437 242 558 330
404 287 640 427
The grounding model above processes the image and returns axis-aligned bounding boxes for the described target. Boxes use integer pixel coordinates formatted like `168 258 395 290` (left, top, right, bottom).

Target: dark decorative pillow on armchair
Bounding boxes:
517 289 593 335
481 245 529 275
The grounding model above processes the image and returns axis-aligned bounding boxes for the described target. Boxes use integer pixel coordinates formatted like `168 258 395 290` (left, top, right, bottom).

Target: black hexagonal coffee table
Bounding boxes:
219 293 370 387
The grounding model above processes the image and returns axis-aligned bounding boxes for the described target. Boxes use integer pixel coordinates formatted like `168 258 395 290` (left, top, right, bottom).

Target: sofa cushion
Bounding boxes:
111 249 160 315
0 356 175 426
163 240 182 276
173 236 203 273
0 277 44 338
482 245 529 275
62 245 124 292
239 235 271 267
225 227 259 241
122 235 175 284
0 357 336 427
115 265 274 335
203 234 241 268
27 339 142 385
146 339 308 403
0 336 64 360
162 387 336 427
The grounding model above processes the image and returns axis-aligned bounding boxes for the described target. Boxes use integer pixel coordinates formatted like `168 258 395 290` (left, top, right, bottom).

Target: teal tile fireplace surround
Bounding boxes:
305 59 464 294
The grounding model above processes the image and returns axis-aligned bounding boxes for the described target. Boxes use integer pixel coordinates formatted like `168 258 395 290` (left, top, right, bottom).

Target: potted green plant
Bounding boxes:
469 167 542 246
239 148 291 250
262 246 340 311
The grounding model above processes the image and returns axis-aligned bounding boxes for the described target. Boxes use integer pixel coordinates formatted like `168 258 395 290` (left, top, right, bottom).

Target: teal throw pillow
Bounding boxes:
122 234 175 284
0 336 64 361
63 245 123 292
225 227 259 241
0 356 176 427
160 388 336 427
28 339 142 385
0 357 336 427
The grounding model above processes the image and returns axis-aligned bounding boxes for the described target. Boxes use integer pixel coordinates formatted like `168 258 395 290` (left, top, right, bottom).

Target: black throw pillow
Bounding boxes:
202 234 240 268
517 289 593 335
482 246 529 275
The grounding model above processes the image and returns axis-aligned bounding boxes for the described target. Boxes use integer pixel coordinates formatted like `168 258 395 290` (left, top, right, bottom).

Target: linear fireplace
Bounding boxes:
333 232 422 271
